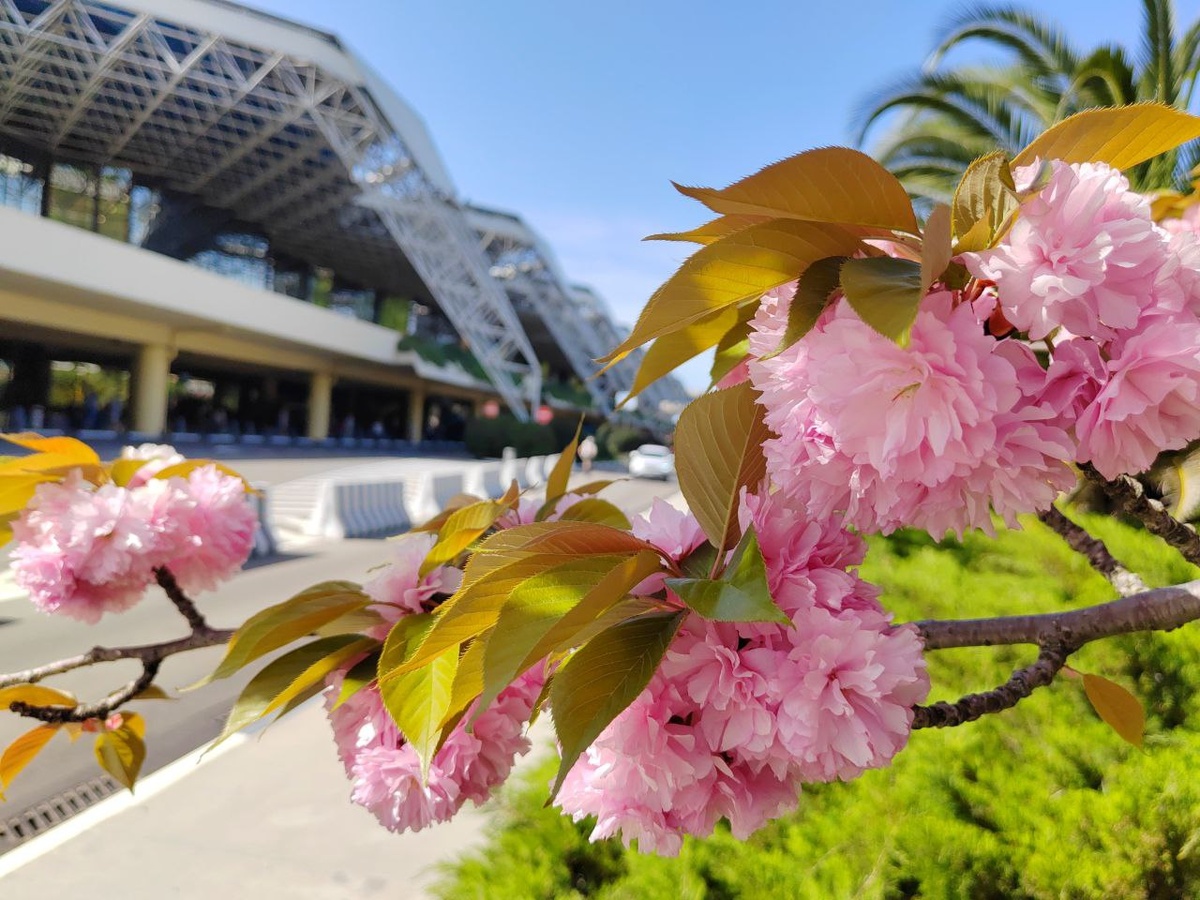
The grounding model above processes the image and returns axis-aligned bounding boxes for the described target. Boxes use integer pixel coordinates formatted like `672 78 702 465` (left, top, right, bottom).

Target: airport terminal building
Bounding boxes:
0 0 688 442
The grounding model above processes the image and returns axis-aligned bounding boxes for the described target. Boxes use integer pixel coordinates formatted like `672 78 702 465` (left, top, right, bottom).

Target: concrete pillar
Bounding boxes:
307 371 334 440
407 385 426 443
133 343 172 435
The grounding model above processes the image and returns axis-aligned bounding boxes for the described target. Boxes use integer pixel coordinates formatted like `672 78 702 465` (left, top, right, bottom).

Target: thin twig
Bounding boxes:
155 567 210 632
0 627 234 691
912 642 1072 729
1081 463 1200 566
11 660 162 724
1037 506 1147 596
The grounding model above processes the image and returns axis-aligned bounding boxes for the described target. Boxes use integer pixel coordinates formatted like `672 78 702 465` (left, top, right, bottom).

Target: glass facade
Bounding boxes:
0 143 420 334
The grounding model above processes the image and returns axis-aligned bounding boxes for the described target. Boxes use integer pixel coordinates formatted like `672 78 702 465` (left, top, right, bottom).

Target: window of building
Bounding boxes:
0 152 42 214
375 295 412 332
96 166 132 241
190 232 272 290
128 184 161 246
48 162 97 231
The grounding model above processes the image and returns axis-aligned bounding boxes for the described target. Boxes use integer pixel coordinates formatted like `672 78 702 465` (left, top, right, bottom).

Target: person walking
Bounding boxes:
578 434 598 474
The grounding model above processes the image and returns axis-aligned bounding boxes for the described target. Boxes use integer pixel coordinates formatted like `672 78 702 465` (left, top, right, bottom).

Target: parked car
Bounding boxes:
627 444 675 479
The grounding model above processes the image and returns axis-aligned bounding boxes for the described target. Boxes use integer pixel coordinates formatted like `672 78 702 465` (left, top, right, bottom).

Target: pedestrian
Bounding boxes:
578 434 598 474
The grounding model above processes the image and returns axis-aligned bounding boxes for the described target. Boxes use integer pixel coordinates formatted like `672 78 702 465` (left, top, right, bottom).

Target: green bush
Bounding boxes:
596 421 656 460
464 414 557 458
434 510 1200 899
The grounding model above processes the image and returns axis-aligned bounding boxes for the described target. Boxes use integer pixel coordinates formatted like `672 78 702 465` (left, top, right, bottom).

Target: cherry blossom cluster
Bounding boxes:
746 159 1200 538
553 498 928 854
324 533 542 833
11 445 256 623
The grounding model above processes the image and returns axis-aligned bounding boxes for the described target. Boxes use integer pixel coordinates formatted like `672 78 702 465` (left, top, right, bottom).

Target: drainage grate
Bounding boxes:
0 776 120 851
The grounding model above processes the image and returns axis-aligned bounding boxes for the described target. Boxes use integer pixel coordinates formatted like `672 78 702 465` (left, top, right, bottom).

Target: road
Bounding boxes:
0 473 679 852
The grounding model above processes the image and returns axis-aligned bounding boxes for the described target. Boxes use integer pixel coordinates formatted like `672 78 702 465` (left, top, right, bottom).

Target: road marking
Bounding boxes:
0 733 249 879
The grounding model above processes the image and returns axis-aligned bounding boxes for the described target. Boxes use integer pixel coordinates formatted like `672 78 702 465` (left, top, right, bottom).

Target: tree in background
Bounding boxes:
858 0 1200 201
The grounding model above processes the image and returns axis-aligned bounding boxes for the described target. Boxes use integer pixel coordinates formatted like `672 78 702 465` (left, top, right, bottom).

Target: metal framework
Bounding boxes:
0 0 542 417
468 206 618 413
568 284 691 418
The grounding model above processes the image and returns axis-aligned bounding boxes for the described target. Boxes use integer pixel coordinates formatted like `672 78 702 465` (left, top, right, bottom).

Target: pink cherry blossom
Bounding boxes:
750 291 1074 537
1075 315 1200 478
325 667 542 833
360 533 463 638
555 488 928 853
11 473 181 623
157 465 257 595
964 160 1167 341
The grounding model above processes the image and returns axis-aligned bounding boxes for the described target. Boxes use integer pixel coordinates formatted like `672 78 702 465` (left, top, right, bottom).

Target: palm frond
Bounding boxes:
929 3 1079 77
1138 0 1178 104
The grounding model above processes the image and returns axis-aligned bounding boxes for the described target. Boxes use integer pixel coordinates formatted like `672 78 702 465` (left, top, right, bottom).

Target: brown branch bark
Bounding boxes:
912 580 1200 650
1037 506 1146 596
0 626 234 691
912 642 1071 729
155 567 210 632
1081 463 1200 566
10 660 162 723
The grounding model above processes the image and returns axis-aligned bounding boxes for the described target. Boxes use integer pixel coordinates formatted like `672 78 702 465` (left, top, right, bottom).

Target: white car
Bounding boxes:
627 444 675 479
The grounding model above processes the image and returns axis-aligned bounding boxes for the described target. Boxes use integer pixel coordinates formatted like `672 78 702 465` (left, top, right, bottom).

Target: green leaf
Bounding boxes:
474 552 662 723
214 634 371 745
379 623 459 778
387 557 569 678
1013 103 1200 173
549 611 685 798
333 650 381 711
673 382 769 551
709 305 757 385
1082 673 1145 749
543 419 584 510
461 522 659 592
666 529 788 624
674 147 919 233
619 304 756 402
421 499 512 575
601 220 865 364
556 498 632 530
1 725 59 791
198 581 371 686
259 636 376 720
951 151 1018 252
920 203 953 294
94 724 146 792
839 256 924 345
644 214 767 244
771 256 846 357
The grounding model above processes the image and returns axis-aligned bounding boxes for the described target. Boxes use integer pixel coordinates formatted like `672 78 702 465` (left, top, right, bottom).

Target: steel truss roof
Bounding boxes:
0 0 542 417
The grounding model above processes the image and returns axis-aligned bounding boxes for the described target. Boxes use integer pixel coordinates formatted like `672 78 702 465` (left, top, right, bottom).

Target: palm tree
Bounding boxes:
857 1 1200 202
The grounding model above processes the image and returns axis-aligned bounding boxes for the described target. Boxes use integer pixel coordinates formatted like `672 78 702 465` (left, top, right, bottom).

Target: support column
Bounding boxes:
307 371 334 440
133 343 172 435
407 385 426 443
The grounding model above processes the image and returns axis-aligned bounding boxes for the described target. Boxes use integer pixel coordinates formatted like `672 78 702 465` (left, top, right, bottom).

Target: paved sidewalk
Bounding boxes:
0 701 517 899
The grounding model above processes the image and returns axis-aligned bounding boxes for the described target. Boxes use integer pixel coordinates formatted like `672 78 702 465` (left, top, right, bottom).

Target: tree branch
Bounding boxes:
0 626 234 692
912 579 1200 650
155 567 210 632
10 660 162 723
1080 463 1200 566
1037 505 1147 596
912 642 1071 729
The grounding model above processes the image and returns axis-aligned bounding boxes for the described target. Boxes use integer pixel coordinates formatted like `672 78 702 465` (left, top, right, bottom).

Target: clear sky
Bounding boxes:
247 0 1200 392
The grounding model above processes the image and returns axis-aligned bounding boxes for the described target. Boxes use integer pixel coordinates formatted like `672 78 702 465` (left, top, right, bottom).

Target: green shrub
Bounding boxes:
596 421 655 460
464 414 557 458
434 510 1200 899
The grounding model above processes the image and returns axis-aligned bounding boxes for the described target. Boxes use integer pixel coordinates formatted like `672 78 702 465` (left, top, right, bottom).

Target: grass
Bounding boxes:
432 510 1200 899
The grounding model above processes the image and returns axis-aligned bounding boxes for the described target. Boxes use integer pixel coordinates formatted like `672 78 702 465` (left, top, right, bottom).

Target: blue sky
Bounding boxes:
249 0 1200 392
